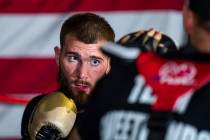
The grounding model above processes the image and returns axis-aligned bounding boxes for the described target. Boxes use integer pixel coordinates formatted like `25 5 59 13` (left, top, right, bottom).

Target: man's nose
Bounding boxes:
76 63 88 80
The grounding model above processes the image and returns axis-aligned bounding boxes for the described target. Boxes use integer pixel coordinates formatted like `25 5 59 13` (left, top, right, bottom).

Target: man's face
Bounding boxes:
55 36 110 109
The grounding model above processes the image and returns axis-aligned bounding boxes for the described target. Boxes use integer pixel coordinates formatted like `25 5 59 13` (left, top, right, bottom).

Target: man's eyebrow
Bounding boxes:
90 56 104 61
65 51 79 56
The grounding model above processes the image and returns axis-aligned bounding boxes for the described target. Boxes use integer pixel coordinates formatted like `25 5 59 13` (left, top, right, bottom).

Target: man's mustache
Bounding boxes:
73 79 92 87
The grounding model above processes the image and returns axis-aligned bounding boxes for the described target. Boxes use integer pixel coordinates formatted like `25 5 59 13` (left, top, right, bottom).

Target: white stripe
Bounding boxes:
98 11 185 45
0 11 185 57
173 90 194 114
0 104 25 137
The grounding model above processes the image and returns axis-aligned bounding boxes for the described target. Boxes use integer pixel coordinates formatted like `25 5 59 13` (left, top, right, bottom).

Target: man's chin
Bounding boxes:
71 91 90 111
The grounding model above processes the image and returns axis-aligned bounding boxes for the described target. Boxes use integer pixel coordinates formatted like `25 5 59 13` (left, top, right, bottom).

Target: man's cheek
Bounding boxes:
94 69 107 80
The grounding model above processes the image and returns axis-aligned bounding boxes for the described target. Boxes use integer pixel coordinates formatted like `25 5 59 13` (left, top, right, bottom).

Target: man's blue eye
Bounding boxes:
90 59 100 66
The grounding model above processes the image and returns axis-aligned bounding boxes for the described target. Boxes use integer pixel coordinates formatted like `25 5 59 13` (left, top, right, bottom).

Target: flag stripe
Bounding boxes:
0 58 58 94
0 104 24 138
0 0 184 13
0 95 30 104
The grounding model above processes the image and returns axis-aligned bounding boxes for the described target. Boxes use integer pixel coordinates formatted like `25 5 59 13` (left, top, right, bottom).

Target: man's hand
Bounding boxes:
101 29 178 63
117 28 177 55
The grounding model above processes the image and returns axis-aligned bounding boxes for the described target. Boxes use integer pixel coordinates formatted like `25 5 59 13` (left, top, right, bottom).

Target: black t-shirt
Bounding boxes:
77 46 210 140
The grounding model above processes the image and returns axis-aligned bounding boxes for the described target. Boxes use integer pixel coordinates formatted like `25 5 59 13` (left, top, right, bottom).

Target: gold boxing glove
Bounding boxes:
28 92 77 140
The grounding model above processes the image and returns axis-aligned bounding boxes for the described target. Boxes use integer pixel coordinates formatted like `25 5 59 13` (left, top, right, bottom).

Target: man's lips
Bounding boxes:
72 84 90 94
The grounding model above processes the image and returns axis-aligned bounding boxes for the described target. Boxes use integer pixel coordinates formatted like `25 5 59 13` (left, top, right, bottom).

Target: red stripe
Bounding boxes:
0 0 184 13
0 138 19 140
0 58 59 94
0 95 30 104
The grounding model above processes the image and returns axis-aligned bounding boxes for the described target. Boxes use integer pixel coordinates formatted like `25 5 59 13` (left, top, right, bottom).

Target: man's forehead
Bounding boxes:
64 36 106 53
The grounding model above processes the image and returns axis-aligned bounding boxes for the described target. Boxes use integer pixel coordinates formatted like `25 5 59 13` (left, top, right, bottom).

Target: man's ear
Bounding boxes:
105 58 111 74
54 46 61 66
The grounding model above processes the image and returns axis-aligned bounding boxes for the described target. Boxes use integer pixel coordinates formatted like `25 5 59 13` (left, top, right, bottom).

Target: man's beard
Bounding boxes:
58 67 90 111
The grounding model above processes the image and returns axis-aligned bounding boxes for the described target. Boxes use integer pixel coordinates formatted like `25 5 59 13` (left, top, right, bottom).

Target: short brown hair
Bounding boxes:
60 13 115 48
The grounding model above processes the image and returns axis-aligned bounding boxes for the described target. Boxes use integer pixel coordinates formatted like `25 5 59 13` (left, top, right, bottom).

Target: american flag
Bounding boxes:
0 0 185 139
